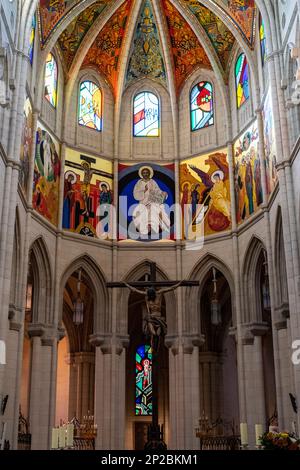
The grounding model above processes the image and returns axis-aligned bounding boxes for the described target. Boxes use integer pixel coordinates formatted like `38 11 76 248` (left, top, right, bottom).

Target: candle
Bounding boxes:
51 428 59 449
66 424 74 447
255 424 263 446
59 425 66 448
240 423 248 446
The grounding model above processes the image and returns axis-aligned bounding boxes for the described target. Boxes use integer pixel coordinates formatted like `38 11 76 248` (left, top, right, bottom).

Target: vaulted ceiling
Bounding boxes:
38 0 257 95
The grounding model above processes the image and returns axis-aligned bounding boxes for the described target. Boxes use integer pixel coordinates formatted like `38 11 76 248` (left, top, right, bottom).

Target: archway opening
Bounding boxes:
125 276 169 450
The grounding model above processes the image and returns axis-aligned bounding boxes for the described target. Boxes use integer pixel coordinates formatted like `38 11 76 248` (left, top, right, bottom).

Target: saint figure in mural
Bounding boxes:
98 182 113 238
62 171 76 229
132 166 170 236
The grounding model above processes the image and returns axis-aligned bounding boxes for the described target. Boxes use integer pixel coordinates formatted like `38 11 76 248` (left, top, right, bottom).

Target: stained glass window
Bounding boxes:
260 16 267 67
235 53 250 109
29 14 36 66
191 81 214 131
45 53 58 108
136 345 152 416
79 81 102 131
133 92 159 137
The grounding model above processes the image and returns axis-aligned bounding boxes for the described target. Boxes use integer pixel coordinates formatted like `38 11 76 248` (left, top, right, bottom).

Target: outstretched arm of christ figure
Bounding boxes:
123 283 147 296
156 281 184 295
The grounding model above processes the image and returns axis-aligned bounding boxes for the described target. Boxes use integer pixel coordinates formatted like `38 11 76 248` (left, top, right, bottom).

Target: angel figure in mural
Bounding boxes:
132 166 170 236
124 282 183 353
189 154 231 231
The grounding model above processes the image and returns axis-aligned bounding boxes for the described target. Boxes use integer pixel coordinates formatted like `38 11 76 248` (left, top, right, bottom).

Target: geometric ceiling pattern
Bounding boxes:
82 0 133 94
126 0 167 89
162 0 212 94
58 1 111 69
182 1 236 70
39 0 258 93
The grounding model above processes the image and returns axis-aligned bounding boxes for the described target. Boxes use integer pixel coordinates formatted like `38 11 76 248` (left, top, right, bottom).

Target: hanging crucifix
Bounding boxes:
107 262 199 450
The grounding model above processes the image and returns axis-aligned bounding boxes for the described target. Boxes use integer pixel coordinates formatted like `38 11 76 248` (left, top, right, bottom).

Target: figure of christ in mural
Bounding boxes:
97 182 113 239
132 166 170 237
81 161 94 217
124 282 182 353
188 155 231 231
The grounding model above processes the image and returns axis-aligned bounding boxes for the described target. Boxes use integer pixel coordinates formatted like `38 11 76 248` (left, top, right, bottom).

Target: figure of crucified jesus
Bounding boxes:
124 282 183 353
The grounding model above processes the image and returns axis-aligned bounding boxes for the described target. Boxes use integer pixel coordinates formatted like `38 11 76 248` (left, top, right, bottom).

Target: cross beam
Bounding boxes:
106 280 199 288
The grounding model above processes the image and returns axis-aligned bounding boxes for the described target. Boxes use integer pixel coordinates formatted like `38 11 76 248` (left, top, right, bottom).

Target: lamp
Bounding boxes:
25 283 32 312
211 268 221 326
73 270 84 325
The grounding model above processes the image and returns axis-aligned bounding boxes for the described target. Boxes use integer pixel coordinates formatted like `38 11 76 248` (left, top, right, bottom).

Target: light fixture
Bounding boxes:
73 270 84 326
211 268 221 326
25 283 32 312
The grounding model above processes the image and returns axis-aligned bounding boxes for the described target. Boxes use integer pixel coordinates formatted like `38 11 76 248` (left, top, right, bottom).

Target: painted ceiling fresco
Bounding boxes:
58 1 110 70
39 0 80 47
162 0 212 94
82 0 133 95
182 1 235 70
126 0 167 89
226 0 256 46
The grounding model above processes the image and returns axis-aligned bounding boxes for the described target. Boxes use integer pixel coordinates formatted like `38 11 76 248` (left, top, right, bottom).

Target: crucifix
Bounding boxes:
107 262 199 450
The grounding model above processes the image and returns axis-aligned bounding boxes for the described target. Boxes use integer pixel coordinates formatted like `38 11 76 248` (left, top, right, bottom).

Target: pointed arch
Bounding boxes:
242 235 267 324
185 253 235 334
117 260 177 337
9 207 22 310
59 254 108 334
28 236 53 324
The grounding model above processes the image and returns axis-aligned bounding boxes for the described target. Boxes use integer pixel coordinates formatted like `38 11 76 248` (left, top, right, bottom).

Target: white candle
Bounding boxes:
255 424 263 446
59 425 66 448
51 428 59 449
66 424 74 447
240 423 248 446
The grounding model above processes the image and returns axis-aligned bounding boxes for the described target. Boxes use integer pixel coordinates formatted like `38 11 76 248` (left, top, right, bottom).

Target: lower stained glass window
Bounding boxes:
133 92 159 137
79 81 102 131
136 345 152 415
190 81 214 131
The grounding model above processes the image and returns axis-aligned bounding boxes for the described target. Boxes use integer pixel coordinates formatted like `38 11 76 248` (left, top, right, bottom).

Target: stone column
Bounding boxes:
67 352 95 421
241 323 269 447
27 324 61 450
91 334 129 450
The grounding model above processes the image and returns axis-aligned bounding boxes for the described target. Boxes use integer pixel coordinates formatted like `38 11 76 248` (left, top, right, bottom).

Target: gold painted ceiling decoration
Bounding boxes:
82 0 133 95
125 0 167 89
162 0 212 94
58 1 111 70
181 1 235 70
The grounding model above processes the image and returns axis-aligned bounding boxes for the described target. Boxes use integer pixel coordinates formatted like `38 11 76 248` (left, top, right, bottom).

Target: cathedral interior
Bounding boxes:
0 0 300 451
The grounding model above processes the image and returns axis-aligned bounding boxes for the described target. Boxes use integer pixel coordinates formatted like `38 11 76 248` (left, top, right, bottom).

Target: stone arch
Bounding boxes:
29 236 53 325
59 254 109 335
242 235 267 324
185 253 235 335
9 206 22 310
117 259 177 337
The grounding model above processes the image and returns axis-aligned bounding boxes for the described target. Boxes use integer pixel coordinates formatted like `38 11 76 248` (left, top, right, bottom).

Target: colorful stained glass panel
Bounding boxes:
191 81 214 131
79 81 102 131
133 92 159 137
45 53 58 108
260 16 267 67
136 345 152 416
29 14 36 66
235 53 250 109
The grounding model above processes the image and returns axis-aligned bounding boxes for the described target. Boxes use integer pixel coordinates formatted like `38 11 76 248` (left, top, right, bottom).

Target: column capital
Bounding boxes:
274 303 290 330
27 323 65 344
89 333 129 355
182 334 205 354
240 322 270 344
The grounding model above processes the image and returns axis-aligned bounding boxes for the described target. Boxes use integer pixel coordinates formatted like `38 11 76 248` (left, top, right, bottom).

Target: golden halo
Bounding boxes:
99 181 110 190
65 171 77 184
181 181 192 192
81 161 91 169
211 170 225 182
139 165 154 179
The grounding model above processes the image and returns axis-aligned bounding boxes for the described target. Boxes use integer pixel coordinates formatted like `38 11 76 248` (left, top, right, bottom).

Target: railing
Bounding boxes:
73 437 95 450
199 435 241 451
18 410 31 450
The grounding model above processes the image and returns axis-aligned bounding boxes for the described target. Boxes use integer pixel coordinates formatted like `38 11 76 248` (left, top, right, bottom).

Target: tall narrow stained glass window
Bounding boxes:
133 92 159 137
29 14 36 66
44 53 58 108
260 16 267 67
136 345 152 416
79 81 102 131
235 53 250 109
190 81 214 131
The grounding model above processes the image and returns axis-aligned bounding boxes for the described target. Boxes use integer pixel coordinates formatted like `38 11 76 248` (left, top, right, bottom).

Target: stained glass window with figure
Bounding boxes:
79 81 102 131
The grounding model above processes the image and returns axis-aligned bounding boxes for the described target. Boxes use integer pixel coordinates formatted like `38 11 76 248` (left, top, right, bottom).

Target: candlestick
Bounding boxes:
240 423 248 447
51 428 59 449
255 424 263 447
59 425 66 449
66 423 74 447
